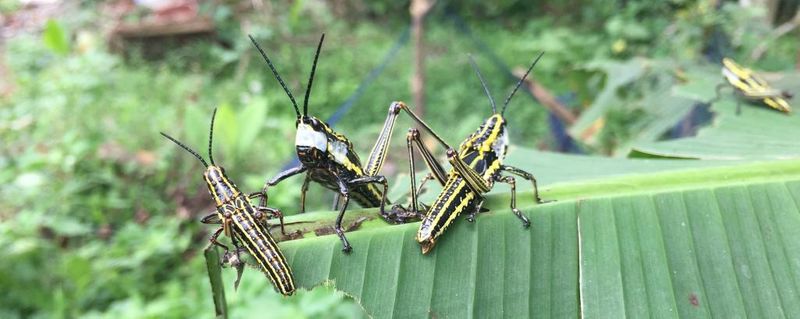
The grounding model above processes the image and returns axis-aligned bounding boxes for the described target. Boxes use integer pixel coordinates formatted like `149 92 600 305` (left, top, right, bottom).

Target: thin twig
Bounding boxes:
750 15 800 61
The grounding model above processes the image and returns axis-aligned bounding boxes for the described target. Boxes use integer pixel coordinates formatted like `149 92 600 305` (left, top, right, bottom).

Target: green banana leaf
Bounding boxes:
631 98 800 159
632 68 800 160
207 148 800 318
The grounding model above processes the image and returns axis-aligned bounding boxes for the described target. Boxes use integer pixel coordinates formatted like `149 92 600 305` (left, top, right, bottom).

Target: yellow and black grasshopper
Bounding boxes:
249 34 417 253
718 57 792 115
375 54 551 254
161 109 295 295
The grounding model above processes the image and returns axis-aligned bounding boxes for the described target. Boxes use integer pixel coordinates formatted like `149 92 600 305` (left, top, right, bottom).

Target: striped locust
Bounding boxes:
249 34 417 253
377 53 552 254
161 109 295 295
717 57 792 115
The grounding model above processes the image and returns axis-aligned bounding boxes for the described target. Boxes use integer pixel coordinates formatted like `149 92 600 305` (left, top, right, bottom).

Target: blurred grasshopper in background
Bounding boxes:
718 57 793 115
161 109 295 295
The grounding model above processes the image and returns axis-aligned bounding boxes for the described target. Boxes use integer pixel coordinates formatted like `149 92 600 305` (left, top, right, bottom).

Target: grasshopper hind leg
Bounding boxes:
389 128 449 223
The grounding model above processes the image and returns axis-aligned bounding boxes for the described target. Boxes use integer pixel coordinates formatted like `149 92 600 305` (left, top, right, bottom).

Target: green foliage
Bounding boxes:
42 20 70 55
1 0 798 317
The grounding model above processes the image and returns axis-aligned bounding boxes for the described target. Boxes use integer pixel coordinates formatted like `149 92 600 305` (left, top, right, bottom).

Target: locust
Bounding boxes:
249 34 419 253
374 53 551 254
161 109 295 295
717 57 792 115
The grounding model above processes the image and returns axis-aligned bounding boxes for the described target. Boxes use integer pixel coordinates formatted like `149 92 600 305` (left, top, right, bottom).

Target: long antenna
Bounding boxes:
208 108 217 166
467 54 497 114
161 132 208 167
303 34 325 116
502 51 544 115
249 35 301 117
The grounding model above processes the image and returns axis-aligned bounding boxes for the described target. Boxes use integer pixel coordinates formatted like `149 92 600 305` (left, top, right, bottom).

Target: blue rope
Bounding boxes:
443 8 586 153
327 26 411 126
443 7 543 105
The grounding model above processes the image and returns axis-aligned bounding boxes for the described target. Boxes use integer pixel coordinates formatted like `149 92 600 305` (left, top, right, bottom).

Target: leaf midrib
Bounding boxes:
277 159 800 237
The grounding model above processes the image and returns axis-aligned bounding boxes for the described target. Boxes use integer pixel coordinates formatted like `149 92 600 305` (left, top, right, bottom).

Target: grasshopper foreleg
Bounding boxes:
334 178 354 253
300 174 311 213
256 165 307 206
208 227 230 252
466 197 485 223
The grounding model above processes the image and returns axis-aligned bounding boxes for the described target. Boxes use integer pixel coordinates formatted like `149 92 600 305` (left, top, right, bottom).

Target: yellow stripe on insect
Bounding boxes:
427 182 475 239
230 197 295 294
722 57 792 113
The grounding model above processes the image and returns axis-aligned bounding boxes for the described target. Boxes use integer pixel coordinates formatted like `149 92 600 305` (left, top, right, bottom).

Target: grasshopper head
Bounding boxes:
250 33 330 166
416 217 439 254
295 115 330 165
203 165 239 206
162 108 239 207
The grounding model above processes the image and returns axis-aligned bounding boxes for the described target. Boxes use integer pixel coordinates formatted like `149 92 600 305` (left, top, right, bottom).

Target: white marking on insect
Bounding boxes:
296 124 328 151
330 140 349 165
492 130 509 161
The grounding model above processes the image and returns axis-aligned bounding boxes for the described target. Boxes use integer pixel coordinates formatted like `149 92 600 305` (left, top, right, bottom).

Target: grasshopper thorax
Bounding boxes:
203 165 240 206
460 114 509 161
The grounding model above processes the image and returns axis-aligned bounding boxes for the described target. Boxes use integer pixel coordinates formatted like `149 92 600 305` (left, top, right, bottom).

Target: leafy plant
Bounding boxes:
2 1 798 317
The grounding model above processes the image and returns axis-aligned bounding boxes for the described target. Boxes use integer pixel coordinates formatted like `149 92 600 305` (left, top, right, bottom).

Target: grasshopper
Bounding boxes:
249 34 418 253
374 53 551 254
161 109 295 295
718 57 792 115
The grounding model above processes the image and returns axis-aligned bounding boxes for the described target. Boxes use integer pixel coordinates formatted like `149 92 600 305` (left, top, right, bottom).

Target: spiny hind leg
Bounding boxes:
364 102 450 221
363 101 452 177
389 128 449 221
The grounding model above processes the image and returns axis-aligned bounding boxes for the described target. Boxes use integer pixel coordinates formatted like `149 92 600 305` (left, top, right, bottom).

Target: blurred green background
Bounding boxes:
0 0 797 318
